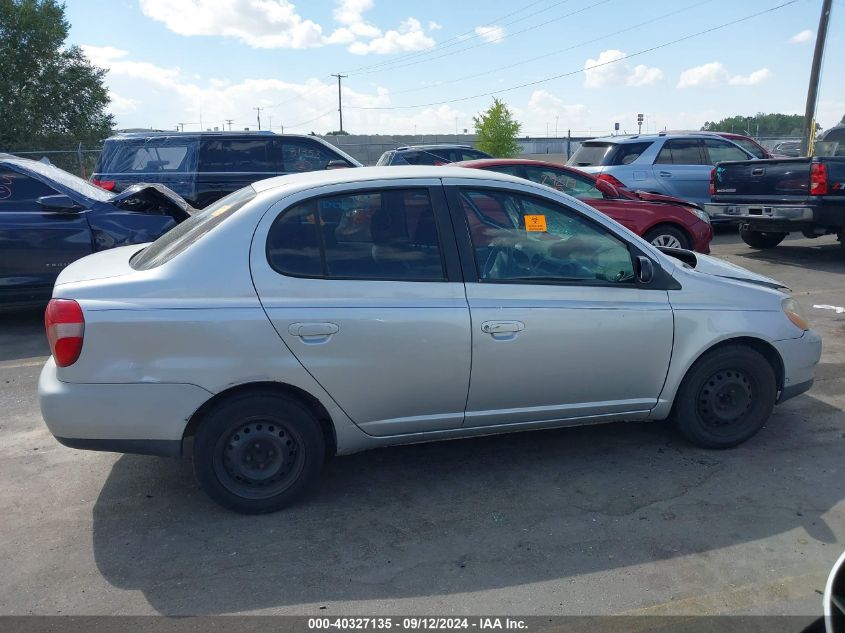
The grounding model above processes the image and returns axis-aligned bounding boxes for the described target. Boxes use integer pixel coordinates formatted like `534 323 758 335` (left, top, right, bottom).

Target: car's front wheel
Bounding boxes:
644 224 691 250
672 345 777 449
192 391 325 514
739 226 787 249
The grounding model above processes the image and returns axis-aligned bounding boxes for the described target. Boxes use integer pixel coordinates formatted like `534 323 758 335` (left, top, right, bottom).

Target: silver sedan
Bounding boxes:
38 167 822 513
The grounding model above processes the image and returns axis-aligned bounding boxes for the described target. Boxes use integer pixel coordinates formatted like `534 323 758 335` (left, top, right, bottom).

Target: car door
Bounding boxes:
250 180 471 436
444 180 674 428
0 168 92 300
652 139 711 204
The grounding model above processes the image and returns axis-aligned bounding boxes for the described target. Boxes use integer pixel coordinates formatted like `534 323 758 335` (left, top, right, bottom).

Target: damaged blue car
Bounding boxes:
0 155 193 308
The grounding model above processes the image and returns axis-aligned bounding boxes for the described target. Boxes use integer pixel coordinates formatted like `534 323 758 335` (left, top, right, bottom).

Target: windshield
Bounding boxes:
130 186 256 270
7 158 113 202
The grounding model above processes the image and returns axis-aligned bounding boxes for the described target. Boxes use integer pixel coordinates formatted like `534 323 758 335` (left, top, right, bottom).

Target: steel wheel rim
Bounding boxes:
212 416 305 500
696 369 755 434
650 233 682 248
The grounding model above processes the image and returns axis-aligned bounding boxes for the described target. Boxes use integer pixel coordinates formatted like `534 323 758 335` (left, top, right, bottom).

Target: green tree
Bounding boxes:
701 113 820 137
473 98 522 157
0 0 114 156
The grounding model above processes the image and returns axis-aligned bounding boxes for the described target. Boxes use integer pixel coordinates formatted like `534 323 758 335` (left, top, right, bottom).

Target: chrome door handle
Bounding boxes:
658 171 672 177
288 322 339 337
481 320 525 334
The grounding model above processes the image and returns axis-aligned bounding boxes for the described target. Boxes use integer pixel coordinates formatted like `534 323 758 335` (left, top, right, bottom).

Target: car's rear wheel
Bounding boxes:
644 225 691 250
739 225 787 249
193 391 325 514
672 345 777 449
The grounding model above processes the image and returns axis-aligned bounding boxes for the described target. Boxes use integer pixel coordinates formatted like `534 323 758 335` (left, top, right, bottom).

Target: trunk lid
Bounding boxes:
54 244 146 287
712 158 812 199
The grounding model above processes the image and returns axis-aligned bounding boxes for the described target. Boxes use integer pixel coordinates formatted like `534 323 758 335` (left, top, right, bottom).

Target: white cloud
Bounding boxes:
627 64 663 87
428 21 443 31
81 44 181 84
474 25 505 44
347 18 434 55
677 62 771 87
524 90 590 130
330 0 381 38
583 49 662 88
790 29 814 44
728 68 772 86
139 0 324 49
107 91 140 115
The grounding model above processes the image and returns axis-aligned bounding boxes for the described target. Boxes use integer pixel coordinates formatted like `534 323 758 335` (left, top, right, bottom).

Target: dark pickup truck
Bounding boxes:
706 153 845 250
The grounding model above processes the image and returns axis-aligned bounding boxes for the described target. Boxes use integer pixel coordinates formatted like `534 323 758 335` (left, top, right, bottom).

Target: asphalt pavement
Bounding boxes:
0 229 842 617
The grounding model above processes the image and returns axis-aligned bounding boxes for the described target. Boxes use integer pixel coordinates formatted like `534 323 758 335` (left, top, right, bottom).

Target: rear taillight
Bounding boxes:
45 299 85 367
709 168 716 196
596 173 627 189
810 163 828 195
91 178 115 191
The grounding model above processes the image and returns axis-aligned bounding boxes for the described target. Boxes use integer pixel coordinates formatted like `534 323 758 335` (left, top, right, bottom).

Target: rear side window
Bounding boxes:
199 138 274 172
0 169 59 211
130 187 256 270
703 139 749 164
655 139 707 165
400 151 444 166
376 151 394 166
610 142 653 165
267 188 445 281
98 138 198 174
458 149 491 161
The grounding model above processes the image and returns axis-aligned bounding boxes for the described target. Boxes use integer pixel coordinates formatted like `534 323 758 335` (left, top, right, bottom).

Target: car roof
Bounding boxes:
394 144 474 151
106 131 305 140
251 165 529 194
584 133 720 144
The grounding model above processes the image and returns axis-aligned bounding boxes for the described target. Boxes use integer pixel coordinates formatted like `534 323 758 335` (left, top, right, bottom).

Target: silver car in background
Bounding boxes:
38 167 821 513
567 133 755 207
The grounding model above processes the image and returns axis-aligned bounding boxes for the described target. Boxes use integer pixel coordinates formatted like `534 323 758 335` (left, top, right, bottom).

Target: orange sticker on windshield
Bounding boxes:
524 215 547 232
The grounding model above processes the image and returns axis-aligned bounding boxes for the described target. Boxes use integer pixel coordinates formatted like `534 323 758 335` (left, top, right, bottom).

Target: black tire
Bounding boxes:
672 345 777 449
739 225 787 249
644 225 691 250
192 391 325 514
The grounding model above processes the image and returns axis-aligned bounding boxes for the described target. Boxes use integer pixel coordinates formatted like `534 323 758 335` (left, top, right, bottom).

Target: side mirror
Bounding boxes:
325 160 350 170
38 194 81 212
595 179 620 198
636 256 654 283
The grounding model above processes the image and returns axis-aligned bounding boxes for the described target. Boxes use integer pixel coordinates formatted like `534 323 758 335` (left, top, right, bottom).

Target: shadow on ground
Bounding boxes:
0 307 48 363
91 390 844 614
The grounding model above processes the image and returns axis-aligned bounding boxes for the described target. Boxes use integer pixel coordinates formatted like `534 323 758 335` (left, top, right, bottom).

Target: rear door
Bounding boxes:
445 181 674 428
652 139 711 203
250 180 471 437
0 168 92 300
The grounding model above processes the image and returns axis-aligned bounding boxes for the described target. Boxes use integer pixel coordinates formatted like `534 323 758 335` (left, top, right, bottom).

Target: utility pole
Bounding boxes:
268 114 273 131
331 74 347 133
224 119 234 131
802 0 833 156
177 122 187 132
254 107 264 131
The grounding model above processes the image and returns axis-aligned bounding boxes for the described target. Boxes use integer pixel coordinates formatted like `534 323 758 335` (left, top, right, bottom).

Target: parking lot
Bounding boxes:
0 229 843 617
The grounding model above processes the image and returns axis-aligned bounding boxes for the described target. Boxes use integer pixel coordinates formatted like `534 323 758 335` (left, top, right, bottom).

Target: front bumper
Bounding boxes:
38 358 212 457
690 219 713 254
772 329 822 403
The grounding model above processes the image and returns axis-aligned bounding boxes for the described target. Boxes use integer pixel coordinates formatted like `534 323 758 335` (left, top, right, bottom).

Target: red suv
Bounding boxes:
455 158 713 253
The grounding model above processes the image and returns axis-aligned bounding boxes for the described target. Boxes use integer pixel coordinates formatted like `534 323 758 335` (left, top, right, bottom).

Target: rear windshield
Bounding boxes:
568 141 652 167
98 137 198 174
130 186 256 270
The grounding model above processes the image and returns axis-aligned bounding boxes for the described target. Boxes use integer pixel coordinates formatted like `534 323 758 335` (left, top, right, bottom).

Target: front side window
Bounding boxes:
0 169 59 211
655 139 706 165
521 166 603 199
731 138 767 159
267 188 445 281
459 188 634 284
277 139 348 172
703 139 749 164
401 151 445 166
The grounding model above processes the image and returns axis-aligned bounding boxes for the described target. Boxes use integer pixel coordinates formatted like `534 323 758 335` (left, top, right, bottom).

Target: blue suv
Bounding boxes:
567 133 755 207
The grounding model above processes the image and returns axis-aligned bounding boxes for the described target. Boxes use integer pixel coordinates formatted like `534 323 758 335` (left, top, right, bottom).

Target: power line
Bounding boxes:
387 0 713 98
350 0 611 77
284 109 336 131
340 0 565 75
347 1 798 111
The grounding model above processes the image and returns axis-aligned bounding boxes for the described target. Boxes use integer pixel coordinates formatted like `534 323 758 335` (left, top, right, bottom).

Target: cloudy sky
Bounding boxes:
67 0 845 136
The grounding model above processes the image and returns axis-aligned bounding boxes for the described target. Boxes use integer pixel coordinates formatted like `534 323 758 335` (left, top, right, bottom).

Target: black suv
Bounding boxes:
92 132 361 208
376 145 492 166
